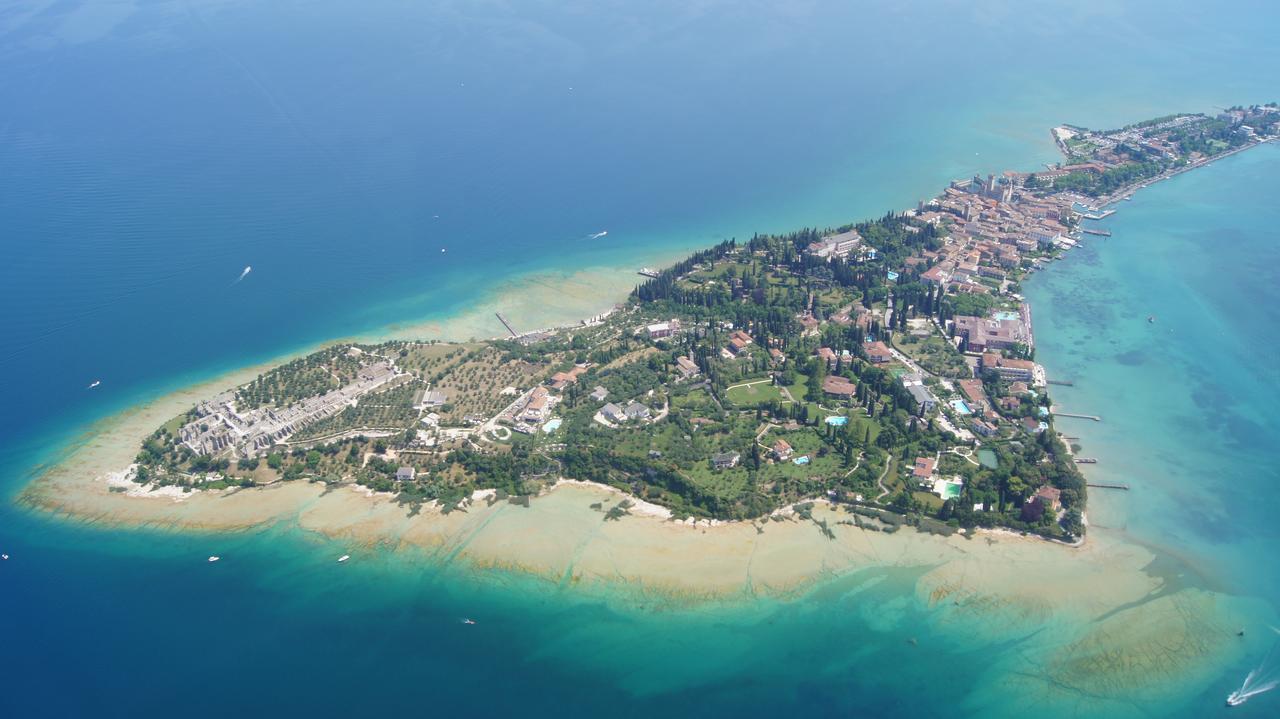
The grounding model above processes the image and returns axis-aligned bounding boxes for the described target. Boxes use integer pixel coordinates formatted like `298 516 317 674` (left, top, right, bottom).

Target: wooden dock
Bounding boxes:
1047 379 1074 387
494 312 519 338
1087 482 1129 491
1055 412 1101 421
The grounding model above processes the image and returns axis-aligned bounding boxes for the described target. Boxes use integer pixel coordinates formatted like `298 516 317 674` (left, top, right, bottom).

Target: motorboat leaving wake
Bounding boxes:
587 230 608 240
1228 669 1278 706
233 266 252 284
1227 627 1280 707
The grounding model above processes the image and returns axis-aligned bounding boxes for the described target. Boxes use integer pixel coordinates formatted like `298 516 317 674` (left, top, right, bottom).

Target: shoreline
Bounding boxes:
1092 138 1268 209
11 115 1275 709
21 125 1273 557
20 121 1270 566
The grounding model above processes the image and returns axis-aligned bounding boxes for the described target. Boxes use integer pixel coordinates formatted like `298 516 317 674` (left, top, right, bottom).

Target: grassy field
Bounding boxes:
892 333 970 378
913 491 945 511
725 381 786 407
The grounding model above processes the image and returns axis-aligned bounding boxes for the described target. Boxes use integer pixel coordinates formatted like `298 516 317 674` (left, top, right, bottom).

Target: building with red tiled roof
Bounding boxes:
912 457 936 481
864 341 892 364
1032 485 1062 511
822 375 856 399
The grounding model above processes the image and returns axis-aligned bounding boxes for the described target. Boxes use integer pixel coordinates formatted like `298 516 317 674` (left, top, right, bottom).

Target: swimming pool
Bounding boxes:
825 416 848 426
542 419 562 433
793 456 810 465
933 478 963 501
993 311 1019 321
949 400 972 415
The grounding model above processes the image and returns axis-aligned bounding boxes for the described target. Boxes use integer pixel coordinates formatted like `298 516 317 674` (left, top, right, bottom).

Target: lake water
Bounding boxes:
4 1 1280 717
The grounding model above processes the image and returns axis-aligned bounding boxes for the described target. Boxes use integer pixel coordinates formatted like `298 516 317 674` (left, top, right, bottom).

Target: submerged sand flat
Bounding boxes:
14 257 1261 713
23 456 1254 712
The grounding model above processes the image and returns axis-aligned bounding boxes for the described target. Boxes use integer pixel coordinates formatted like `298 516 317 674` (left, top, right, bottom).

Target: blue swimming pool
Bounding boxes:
825 416 848 426
949 400 972 415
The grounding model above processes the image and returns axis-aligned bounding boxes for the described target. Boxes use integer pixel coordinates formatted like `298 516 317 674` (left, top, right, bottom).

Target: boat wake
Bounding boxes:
232 265 252 284
1228 627 1280 707
586 230 608 240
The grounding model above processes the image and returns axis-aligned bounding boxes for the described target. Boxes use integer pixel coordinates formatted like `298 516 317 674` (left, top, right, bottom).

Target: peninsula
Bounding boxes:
25 105 1279 549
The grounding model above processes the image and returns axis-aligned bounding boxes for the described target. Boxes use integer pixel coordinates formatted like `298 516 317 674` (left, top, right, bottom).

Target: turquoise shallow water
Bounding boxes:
5 1 1280 716
1027 145 1280 590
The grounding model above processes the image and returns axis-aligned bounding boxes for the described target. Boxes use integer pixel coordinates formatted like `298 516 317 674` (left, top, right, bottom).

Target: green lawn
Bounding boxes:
913 491 945 511
725 381 786 407
785 375 812 403
892 333 970 378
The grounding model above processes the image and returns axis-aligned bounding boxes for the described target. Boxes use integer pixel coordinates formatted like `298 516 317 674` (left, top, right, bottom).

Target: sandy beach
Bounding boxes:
11 243 1262 712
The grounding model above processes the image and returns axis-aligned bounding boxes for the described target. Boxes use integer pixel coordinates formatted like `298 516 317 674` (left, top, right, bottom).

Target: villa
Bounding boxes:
675 356 701 379
600 402 626 423
822 375 856 399
711 452 741 470
912 457 936 484
624 402 651 421
864 341 893 363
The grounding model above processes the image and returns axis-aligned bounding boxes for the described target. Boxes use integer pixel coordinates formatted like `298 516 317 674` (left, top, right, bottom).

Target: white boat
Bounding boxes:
207 556 220 563
1 554 9 560
1227 691 1246 706
462 618 477 625
337 555 350 563
88 380 101 389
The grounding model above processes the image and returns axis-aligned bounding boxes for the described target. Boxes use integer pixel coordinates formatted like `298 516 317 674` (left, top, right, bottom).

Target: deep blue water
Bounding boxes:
4 1 1280 717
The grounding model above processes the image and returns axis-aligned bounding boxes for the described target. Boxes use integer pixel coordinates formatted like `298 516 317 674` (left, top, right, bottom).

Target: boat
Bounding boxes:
1226 691 1246 707
207 556 220 563
462 618 477 625
88 380 101 389
1148 315 1156 323
337 555 350 563
1 554 9 560
637 267 660 278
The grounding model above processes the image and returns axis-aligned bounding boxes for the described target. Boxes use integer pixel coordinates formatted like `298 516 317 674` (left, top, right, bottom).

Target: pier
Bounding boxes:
1073 458 1098 464
1047 379 1074 387
1082 209 1116 220
494 312 519 338
1086 482 1130 491
1054 412 1101 421
638 267 661 278
1082 228 1112 237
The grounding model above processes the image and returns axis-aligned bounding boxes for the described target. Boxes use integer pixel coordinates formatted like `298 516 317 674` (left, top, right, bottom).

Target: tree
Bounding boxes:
1062 508 1085 537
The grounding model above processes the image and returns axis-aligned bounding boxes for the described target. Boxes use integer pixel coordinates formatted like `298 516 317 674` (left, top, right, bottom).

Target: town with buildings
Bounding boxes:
125 106 1278 542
